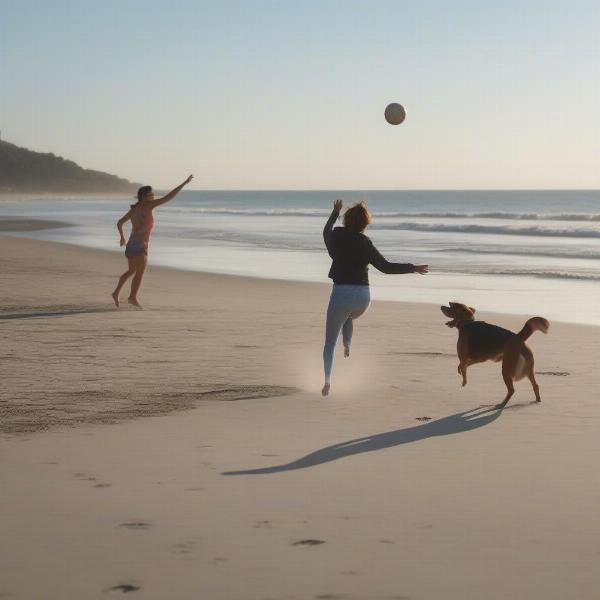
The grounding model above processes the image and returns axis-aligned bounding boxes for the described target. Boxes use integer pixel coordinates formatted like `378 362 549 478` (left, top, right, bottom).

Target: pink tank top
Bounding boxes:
130 205 154 245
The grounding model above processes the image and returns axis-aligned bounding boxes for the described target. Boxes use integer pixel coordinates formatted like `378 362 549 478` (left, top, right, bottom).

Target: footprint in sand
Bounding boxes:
292 539 325 546
314 595 347 599
170 540 198 556
184 487 204 492
73 473 96 481
74 472 97 481
118 522 152 530
415 416 431 422
103 584 140 594
94 483 112 488
536 371 570 376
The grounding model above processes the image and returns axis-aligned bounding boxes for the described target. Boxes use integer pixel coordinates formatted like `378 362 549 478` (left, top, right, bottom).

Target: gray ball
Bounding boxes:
384 103 406 125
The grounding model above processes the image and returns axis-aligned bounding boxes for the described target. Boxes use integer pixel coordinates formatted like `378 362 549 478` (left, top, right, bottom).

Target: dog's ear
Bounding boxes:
440 305 453 318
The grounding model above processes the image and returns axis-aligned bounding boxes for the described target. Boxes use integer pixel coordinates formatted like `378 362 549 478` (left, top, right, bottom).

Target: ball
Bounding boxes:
384 103 406 125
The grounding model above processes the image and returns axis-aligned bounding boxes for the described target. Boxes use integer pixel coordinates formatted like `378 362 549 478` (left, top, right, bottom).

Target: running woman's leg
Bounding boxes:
342 318 353 357
128 255 148 307
342 289 371 357
112 257 136 307
322 288 353 395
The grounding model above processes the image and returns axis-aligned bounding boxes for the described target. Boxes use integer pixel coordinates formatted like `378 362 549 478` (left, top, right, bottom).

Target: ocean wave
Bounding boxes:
372 222 600 238
165 207 330 217
474 269 600 281
375 212 600 221
165 206 600 222
443 247 600 260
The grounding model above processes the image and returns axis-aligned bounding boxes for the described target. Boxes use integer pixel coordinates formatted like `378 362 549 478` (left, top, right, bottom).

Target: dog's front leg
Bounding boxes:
456 336 470 387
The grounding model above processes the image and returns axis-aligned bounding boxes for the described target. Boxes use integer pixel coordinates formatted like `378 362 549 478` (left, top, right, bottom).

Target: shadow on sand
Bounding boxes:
223 405 504 476
0 308 115 320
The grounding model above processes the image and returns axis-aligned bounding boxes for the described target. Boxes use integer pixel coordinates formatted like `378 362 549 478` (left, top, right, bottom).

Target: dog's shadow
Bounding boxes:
223 405 504 476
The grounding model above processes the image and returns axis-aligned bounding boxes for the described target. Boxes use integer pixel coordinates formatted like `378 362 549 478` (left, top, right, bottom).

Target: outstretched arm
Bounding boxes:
323 199 342 254
368 241 428 275
149 174 193 208
117 210 132 247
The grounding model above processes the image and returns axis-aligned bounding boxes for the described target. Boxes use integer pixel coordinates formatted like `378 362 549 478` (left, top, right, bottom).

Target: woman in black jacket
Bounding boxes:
322 199 428 396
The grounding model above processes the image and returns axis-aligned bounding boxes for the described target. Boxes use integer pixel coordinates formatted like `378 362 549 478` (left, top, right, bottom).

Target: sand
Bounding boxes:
0 216 73 232
1 226 600 599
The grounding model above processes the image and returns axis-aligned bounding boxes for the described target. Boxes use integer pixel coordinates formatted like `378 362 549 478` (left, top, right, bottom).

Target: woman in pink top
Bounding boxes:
112 175 193 307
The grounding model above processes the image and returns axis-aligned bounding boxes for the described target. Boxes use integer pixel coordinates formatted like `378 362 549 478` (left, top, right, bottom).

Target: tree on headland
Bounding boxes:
0 138 140 193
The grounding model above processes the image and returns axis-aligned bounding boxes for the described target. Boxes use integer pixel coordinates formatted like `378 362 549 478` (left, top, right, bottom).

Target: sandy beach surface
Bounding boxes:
2 222 600 599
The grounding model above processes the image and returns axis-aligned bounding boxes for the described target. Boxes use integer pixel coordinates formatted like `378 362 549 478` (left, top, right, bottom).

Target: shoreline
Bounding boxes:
0 216 74 231
2 216 599 328
0 192 135 202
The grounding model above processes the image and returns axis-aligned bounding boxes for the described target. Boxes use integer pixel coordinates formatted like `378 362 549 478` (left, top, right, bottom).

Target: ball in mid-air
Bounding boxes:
384 103 406 125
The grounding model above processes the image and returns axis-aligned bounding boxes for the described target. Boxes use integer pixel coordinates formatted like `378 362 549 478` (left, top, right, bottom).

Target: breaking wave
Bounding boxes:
165 207 600 222
372 222 600 238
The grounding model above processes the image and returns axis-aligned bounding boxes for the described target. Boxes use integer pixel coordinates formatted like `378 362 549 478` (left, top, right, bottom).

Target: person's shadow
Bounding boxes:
222 405 502 476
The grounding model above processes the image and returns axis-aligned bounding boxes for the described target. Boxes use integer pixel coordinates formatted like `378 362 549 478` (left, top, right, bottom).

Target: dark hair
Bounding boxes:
131 185 152 208
343 201 372 233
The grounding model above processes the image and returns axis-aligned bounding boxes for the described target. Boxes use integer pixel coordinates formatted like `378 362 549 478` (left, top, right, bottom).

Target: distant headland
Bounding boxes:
0 136 140 194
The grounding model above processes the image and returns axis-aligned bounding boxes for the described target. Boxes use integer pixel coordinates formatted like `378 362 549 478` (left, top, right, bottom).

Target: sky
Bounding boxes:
1 0 599 189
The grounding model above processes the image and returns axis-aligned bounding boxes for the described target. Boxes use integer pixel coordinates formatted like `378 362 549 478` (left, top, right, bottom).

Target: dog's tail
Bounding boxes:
516 317 550 342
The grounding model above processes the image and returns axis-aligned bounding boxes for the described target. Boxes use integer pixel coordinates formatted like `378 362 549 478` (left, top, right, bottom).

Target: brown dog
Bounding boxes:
440 302 549 408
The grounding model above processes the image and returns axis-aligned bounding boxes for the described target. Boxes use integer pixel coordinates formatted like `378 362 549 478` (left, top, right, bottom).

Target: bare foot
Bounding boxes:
344 346 350 358
321 383 330 397
128 297 142 308
111 291 120 307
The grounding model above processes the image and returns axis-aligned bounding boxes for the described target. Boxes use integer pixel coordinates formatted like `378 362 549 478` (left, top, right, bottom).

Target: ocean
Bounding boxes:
2 190 599 325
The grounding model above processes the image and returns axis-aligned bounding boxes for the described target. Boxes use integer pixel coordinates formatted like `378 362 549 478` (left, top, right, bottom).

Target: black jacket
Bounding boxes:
323 209 414 285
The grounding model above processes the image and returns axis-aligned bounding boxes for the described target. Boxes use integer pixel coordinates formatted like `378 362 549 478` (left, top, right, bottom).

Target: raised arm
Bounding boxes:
323 199 342 253
117 209 132 247
149 174 193 208
368 241 428 275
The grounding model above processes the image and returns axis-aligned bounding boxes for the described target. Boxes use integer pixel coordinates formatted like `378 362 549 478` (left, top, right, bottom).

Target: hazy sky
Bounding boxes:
2 1 598 189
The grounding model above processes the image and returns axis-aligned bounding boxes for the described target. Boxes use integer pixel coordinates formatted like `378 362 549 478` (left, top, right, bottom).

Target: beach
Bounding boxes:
3 190 600 326
2 224 600 599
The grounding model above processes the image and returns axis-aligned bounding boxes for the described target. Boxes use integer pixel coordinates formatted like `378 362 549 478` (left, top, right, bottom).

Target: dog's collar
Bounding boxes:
457 319 476 330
